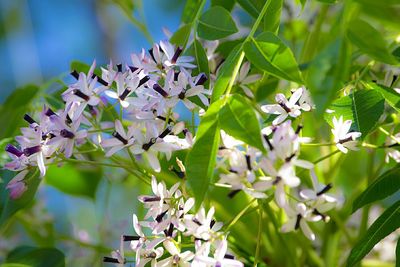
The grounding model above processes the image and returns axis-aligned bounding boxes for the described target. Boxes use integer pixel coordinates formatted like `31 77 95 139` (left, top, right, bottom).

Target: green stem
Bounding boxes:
62 158 130 169
302 143 336 147
225 199 257 232
192 0 207 36
313 150 340 164
223 0 272 101
254 202 263 266
379 126 400 143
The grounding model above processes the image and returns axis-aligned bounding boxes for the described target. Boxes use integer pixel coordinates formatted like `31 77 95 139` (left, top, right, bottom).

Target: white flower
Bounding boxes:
331 116 361 153
261 88 304 125
130 123 180 172
62 61 104 118
135 247 164 267
281 203 321 241
160 40 196 69
296 86 314 111
257 159 300 208
169 71 210 110
195 239 243 267
101 120 135 156
235 62 261 98
138 176 180 222
157 240 195 267
103 235 125 266
104 68 149 108
184 206 223 241
47 114 87 158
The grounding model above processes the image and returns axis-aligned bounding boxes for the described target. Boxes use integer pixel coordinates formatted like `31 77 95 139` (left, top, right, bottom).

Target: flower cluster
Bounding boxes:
216 88 348 240
3 36 362 252
4 40 210 198
104 177 243 267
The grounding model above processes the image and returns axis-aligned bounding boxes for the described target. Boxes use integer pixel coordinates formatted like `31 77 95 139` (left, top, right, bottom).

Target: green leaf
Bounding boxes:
70 61 101 77
0 170 41 228
211 45 243 102
263 0 282 34
0 85 40 139
353 0 400 30
219 94 265 152
211 0 236 11
111 0 135 18
197 6 238 40
189 39 210 87
306 38 351 116
6 246 65 267
182 0 201 24
186 100 223 207
346 19 398 65
367 82 400 112
244 32 303 84
324 90 385 138
170 24 192 47
347 200 400 267
237 0 259 18
45 163 102 199
353 166 400 212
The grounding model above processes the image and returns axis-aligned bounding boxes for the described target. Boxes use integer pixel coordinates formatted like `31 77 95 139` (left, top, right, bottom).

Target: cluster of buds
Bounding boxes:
104 177 243 266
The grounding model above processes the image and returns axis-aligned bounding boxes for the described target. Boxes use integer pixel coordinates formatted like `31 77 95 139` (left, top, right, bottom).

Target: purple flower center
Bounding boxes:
196 73 208 86
152 84 169 98
5 144 24 157
60 129 75 139
73 89 90 101
23 145 42 156
171 47 183 64
112 131 128 145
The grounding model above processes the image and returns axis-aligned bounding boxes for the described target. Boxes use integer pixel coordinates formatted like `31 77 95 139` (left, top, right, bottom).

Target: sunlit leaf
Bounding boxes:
187 39 210 87
186 99 223 208
263 0 282 34
347 200 400 267
324 90 385 138
219 94 265 152
366 82 400 112
211 45 243 102
346 19 398 65
182 0 201 24
170 24 192 47
352 166 400 212
197 6 238 40
244 32 303 84
5 246 65 267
